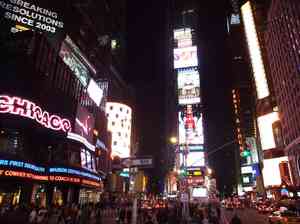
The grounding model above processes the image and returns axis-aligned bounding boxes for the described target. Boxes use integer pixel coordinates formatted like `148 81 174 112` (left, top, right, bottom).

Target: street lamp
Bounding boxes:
170 136 178 144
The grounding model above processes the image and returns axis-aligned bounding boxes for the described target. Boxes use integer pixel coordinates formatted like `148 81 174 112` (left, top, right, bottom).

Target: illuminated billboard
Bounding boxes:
178 109 204 145
263 156 288 187
174 28 192 48
74 105 95 145
180 151 205 167
174 46 198 69
1 1 64 34
241 1 269 99
0 95 71 133
177 68 200 105
87 79 103 107
59 36 97 87
106 102 132 158
257 112 279 150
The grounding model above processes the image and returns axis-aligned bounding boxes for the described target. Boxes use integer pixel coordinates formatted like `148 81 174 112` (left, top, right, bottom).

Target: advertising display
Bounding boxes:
87 79 103 107
0 95 71 133
257 112 279 150
174 46 198 69
177 68 200 105
178 109 204 145
59 36 93 87
0 0 64 34
262 156 288 187
74 105 95 145
174 28 192 48
180 151 205 167
241 1 270 99
192 187 207 198
106 102 132 158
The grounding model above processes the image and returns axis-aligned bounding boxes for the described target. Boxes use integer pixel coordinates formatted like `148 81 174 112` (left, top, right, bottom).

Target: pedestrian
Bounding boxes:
230 213 242 224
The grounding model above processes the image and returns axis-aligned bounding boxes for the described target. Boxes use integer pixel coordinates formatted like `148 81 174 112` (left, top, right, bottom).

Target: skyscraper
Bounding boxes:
264 0 300 186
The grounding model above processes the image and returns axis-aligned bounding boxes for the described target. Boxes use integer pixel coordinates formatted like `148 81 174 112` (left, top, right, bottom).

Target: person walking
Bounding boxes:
230 213 242 224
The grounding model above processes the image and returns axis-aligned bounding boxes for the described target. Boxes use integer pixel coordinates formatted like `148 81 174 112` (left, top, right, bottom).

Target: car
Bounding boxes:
269 210 300 224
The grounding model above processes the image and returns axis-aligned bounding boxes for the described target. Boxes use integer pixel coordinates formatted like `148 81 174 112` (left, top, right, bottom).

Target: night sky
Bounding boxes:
126 1 236 194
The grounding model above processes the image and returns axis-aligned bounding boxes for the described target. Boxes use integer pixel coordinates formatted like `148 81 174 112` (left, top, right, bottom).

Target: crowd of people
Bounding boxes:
0 197 242 224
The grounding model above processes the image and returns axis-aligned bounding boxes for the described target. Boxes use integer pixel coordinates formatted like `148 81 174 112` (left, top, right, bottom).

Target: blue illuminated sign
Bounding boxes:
49 167 100 181
0 159 45 172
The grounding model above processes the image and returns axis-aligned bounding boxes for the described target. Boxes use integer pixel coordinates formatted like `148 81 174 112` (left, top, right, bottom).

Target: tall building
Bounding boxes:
0 0 134 205
227 8 261 195
241 0 292 198
264 0 300 186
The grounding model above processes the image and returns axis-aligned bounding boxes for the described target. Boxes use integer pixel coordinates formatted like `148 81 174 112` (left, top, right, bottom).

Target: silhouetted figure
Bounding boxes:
230 214 242 224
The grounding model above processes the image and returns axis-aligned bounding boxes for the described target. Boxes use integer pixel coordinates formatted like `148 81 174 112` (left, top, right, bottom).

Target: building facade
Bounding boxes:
264 0 300 186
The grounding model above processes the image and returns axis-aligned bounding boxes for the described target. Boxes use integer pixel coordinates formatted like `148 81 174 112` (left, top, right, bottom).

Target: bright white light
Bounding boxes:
180 151 205 167
241 166 252 174
106 102 132 158
192 187 207 197
67 132 95 151
241 1 269 99
257 112 279 150
243 186 253 192
177 68 200 105
174 46 198 69
263 156 288 187
87 79 103 106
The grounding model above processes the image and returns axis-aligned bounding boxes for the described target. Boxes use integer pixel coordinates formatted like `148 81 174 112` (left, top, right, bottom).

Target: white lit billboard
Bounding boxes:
177 68 200 105
180 151 205 167
106 102 132 158
257 112 279 150
241 1 269 99
87 79 103 107
174 46 198 69
192 187 207 198
263 156 288 187
174 28 192 48
178 110 204 145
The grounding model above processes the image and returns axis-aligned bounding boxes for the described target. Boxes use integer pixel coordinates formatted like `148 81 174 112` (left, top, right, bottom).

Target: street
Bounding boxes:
223 208 269 224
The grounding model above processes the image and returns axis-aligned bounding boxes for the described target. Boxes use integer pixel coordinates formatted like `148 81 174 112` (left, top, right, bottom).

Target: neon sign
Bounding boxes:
0 95 71 133
0 169 48 181
49 167 100 181
0 159 45 172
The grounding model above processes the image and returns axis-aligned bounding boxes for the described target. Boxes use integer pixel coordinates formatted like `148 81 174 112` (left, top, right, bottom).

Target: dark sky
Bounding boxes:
126 1 236 194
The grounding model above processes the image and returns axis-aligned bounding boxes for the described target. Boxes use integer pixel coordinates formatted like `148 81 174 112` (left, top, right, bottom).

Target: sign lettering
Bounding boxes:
0 95 71 133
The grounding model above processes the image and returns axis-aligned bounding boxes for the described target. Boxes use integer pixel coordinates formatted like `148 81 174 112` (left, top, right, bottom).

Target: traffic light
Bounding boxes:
241 149 251 157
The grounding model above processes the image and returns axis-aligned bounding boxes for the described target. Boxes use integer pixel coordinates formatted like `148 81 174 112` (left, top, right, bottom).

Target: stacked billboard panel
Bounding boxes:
174 28 205 183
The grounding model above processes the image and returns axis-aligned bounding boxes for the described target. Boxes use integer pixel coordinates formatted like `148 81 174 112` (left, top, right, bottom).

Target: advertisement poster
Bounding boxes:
178 109 204 145
180 151 205 167
0 0 66 34
74 105 95 144
177 68 200 105
174 46 198 69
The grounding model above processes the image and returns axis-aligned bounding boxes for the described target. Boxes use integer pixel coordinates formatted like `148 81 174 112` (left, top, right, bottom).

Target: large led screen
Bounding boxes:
174 28 192 48
178 110 204 145
59 36 96 87
106 102 132 158
180 151 205 167
74 105 95 145
174 46 198 69
241 1 269 99
177 68 200 105
257 112 279 150
263 157 288 187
